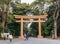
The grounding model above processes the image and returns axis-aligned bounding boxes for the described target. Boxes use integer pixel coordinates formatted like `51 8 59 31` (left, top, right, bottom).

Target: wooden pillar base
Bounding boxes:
54 36 57 39
19 36 24 39
37 35 43 38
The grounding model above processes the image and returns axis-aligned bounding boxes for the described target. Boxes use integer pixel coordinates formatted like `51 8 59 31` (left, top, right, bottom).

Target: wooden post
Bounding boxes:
38 18 43 38
19 18 24 38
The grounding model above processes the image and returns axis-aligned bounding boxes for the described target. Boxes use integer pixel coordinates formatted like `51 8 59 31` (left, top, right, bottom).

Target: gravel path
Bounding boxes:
0 37 60 44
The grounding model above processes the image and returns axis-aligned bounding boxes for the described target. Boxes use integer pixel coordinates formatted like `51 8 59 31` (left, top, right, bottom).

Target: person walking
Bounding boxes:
24 33 29 40
8 34 13 42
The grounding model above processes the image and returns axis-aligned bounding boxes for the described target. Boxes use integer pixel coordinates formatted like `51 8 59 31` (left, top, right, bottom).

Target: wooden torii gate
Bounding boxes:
14 14 48 38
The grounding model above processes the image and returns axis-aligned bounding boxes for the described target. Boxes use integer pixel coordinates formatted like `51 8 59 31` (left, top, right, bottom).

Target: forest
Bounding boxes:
0 0 60 39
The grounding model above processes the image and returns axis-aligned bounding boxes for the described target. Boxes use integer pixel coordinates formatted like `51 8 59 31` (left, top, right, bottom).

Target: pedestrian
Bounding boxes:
7 35 9 39
4 36 6 40
26 32 29 40
51 30 54 39
8 34 13 42
24 33 27 40
24 33 29 40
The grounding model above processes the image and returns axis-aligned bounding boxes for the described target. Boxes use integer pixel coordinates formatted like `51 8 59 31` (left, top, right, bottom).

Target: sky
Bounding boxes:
21 0 35 4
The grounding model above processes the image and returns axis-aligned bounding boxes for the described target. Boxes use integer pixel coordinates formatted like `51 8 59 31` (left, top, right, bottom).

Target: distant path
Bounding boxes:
0 37 60 44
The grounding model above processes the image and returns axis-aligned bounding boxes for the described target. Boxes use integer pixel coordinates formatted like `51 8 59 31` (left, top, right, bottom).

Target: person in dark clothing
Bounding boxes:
26 33 29 40
24 33 29 40
7 35 9 39
4 36 6 40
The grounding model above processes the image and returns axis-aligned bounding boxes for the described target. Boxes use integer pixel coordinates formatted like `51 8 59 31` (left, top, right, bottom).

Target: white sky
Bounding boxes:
21 0 35 4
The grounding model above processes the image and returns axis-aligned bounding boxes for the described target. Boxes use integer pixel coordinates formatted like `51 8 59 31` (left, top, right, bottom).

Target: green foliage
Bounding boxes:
31 0 46 15
0 24 3 32
12 0 56 37
45 0 52 2
42 16 54 36
13 8 27 15
31 8 39 15
8 14 15 22
4 0 11 5
0 0 60 37
0 23 2 38
13 3 30 15
17 3 29 9
30 22 38 37
0 0 3 3
8 22 20 36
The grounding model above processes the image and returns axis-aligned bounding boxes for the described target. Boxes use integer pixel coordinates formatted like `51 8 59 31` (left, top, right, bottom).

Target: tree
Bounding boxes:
30 0 44 15
0 0 5 33
12 3 30 15
53 0 60 39
46 0 60 39
0 0 13 33
32 0 60 39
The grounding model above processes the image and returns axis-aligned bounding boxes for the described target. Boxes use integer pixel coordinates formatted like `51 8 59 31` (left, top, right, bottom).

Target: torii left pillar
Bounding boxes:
19 18 24 38
38 18 43 38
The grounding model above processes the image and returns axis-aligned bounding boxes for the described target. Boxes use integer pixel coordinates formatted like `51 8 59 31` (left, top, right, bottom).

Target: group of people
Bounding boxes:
3 32 29 42
3 33 29 41
4 33 13 42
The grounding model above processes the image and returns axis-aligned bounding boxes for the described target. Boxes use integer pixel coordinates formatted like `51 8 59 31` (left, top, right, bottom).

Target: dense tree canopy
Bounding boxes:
0 0 60 38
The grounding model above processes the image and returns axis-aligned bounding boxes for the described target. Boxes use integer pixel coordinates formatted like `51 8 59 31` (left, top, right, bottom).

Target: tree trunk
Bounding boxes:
2 11 5 33
54 18 57 39
5 0 10 29
1 1 5 33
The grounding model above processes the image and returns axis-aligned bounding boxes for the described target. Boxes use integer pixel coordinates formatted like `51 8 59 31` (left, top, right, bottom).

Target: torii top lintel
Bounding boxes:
14 13 48 22
14 15 47 18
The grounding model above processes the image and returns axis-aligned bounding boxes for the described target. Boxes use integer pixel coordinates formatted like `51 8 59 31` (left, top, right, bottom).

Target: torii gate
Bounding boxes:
14 13 48 38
